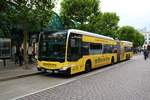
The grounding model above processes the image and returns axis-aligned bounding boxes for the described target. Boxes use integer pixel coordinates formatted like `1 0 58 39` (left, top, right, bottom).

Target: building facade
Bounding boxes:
142 32 150 47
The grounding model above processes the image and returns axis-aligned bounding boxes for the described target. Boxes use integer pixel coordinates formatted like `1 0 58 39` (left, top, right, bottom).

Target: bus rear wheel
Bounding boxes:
111 57 114 64
128 55 130 60
85 60 91 73
126 54 130 60
127 55 130 60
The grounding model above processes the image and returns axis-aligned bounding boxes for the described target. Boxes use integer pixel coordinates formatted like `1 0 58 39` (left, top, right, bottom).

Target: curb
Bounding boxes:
0 72 43 82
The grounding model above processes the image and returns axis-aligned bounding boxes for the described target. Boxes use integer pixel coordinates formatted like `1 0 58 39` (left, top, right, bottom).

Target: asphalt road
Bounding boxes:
0 54 150 100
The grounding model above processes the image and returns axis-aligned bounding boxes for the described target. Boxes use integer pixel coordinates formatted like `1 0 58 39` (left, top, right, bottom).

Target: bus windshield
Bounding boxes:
38 31 67 62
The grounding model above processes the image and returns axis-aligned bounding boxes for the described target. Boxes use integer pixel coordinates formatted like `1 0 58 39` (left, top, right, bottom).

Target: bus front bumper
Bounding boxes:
37 67 70 75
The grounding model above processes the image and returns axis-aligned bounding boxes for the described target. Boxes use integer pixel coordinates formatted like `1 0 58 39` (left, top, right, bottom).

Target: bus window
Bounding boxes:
103 44 113 53
67 33 82 61
38 31 67 62
82 42 89 55
125 47 132 52
90 43 102 54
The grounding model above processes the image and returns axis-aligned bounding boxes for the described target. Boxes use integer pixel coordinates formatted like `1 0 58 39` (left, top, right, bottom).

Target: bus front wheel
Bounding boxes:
37 68 42 71
85 60 91 73
64 68 71 77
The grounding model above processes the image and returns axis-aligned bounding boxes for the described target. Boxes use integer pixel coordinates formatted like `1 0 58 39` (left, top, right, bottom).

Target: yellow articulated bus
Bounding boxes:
116 40 133 62
37 29 132 75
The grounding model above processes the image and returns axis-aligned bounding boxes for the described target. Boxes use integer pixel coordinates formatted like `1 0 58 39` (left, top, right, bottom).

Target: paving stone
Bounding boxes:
17 55 150 100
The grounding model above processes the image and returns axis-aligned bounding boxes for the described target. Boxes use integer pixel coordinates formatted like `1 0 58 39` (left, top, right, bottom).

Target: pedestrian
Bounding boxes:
18 46 23 66
143 46 149 60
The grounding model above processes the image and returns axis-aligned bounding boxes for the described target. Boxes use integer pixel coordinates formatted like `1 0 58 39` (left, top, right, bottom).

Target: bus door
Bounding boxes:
116 42 121 62
67 33 84 74
120 45 125 61
90 43 103 68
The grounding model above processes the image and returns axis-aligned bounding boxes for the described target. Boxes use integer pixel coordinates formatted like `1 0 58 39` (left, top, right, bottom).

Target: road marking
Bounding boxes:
12 61 129 100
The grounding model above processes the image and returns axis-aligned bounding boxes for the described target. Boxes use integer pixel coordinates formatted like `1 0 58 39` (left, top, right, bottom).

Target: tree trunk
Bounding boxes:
23 31 29 69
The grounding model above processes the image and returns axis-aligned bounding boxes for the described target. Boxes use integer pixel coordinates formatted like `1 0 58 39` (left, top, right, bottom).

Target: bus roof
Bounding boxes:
68 29 114 40
120 40 133 44
120 40 133 46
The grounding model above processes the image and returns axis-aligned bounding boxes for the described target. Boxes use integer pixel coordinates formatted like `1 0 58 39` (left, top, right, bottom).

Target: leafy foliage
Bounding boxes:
0 0 55 67
0 0 12 37
60 0 119 38
8 0 54 32
60 0 100 29
60 0 144 47
117 26 144 47
88 12 119 38
0 0 55 36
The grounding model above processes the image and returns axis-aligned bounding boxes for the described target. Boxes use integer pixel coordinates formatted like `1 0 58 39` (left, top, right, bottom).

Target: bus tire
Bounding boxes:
37 68 42 71
64 68 71 77
43 69 47 73
111 57 114 64
126 55 127 60
128 55 130 60
126 54 129 60
85 60 91 73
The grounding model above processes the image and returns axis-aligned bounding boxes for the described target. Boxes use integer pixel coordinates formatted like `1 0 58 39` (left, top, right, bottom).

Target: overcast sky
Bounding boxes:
101 0 150 31
54 0 150 31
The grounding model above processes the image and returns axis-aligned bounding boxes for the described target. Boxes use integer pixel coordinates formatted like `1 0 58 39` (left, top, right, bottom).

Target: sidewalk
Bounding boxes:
0 59 41 81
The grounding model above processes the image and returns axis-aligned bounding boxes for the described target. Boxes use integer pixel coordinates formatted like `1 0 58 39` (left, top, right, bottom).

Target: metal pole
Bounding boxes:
3 59 6 67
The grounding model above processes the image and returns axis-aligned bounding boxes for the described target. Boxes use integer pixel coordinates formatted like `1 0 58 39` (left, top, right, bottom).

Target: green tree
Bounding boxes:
117 26 136 41
134 31 144 47
117 26 144 47
60 0 100 29
88 12 119 38
4 0 55 68
0 0 12 38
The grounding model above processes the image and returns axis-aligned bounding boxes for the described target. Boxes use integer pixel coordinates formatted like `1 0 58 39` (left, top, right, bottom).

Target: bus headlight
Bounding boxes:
37 65 40 68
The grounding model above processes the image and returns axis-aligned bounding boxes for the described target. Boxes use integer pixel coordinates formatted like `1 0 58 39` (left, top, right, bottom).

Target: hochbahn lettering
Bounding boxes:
95 57 110 64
